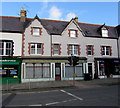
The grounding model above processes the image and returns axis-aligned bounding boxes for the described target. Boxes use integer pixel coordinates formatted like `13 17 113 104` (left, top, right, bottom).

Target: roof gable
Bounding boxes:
0 16 118 38
61 18 84 36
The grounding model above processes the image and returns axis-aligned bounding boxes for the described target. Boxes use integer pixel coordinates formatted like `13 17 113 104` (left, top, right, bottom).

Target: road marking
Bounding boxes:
29 104 42 106
16 90 60 94
60 90 83 101
45 99 77 106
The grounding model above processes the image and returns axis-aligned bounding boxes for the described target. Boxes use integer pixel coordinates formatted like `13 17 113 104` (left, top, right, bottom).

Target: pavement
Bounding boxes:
1 78 120 93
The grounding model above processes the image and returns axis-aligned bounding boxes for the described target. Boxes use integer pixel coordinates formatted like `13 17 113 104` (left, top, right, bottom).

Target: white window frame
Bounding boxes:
54 44 59 55
102 29 108 37
69 44 78 56
70 30 76 38
33 27 40 36
0 41 12 56
102 46 110 56
30 43 42 55
87 45 92 56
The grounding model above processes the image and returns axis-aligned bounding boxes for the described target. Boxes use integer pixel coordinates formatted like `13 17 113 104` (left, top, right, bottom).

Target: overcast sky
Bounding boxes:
1 2 118 26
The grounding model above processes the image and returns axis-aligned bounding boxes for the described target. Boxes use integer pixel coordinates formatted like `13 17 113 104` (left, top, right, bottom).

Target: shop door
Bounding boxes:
55 63 61 80
88 63 93 79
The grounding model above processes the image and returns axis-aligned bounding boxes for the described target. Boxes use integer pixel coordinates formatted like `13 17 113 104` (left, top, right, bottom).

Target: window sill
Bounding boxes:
32 35 41 37
30 54 42 56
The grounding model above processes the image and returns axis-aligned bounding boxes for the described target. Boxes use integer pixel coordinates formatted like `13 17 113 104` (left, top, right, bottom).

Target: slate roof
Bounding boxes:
0 16 118 38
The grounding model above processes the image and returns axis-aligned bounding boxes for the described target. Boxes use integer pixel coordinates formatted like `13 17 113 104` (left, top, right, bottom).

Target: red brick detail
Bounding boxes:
110 46 112 56
40 28 42 35
68 29 70 37
22 33 25 56
52 44 54 55
78 45 81 55
100 46 103 56
28 43 31 55
42 43 44 55
76 30 78 37
31 27 33 35
92 45 95 55
67 44 70 55
86 45 88 55
59 44 61 55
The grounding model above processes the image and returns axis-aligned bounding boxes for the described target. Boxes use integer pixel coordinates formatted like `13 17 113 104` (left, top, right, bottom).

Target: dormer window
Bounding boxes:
31 27 42 36
101 27 108 37
68 29 78 37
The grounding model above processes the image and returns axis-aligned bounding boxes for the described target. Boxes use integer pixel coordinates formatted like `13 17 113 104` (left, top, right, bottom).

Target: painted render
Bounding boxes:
0 32 22 56
23 19 51 56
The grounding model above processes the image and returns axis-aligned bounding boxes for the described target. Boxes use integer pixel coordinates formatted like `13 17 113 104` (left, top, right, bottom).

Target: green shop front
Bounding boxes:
0 58 21 84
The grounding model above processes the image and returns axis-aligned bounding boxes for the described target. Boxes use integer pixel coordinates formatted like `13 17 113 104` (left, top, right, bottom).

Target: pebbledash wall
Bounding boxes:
21 17 119 83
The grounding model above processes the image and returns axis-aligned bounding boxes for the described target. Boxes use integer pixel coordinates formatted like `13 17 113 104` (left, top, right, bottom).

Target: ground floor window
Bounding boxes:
65 63 83 78
112 61 120 75
25 63 51 79
97 60 120 77
99 61 105 76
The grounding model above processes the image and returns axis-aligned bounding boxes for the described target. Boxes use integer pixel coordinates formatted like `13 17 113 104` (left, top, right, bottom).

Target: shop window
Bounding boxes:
99 61 105 76
0 40 13 56
65 63 83 78
0 65 18 77
113 64 120 75
25 63 51 79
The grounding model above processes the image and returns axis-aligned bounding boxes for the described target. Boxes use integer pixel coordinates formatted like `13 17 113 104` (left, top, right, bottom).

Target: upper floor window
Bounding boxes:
101 46 112 56
52 44 61 55
68 44 80 56
31 27 42 36
68 29 78 38
86 45 94 56
0 40 13 56
29 43 44 55
101 28 108 37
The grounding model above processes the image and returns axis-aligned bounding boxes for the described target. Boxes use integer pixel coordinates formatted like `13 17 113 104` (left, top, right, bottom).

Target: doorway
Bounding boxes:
55 63 61 80
87 63 93 79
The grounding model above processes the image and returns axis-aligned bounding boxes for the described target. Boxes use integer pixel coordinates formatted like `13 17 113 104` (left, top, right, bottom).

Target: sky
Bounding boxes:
1 2 118 26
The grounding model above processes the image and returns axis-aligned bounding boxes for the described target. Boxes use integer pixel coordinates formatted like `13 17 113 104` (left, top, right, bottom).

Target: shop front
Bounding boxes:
0 58 21 84
95 58 120 79
21 57 87 83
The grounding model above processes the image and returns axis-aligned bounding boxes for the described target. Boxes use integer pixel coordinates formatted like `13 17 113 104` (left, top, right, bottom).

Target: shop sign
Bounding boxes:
113 60 120 63
0 60 16 62
99 60 104 63
100 64 104 66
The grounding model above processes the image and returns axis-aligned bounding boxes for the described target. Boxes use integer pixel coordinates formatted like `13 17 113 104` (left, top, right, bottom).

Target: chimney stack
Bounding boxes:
74 17 78 23
20 8 26 22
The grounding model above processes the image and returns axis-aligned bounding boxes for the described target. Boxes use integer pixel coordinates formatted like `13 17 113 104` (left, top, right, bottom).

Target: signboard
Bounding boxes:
0 65 18 77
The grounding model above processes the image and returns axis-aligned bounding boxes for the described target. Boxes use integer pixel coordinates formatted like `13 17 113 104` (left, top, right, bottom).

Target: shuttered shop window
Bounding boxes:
26 64 34 78
25 63 51 79
65 63 83 78
75 64 83 77
65 64 73 78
